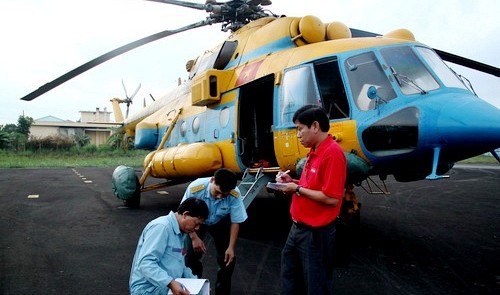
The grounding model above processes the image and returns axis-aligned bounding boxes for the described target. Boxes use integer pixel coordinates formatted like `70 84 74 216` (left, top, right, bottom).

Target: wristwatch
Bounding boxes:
296 185 301 196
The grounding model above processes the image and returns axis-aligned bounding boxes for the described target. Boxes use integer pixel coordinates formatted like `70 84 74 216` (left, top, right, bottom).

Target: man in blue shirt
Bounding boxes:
181 168 247 295
130 197 209 295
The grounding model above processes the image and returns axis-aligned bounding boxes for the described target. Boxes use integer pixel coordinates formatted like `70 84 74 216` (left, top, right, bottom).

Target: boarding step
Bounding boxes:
238 167 280 209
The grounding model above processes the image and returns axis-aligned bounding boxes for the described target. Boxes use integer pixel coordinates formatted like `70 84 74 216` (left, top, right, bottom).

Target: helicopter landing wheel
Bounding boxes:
123 189 141 208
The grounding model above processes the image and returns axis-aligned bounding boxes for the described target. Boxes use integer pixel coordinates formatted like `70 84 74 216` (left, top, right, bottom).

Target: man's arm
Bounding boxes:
295 185 340 206
224 223 240 266
136 225 174 288
279 182 339 206
188 231 206 253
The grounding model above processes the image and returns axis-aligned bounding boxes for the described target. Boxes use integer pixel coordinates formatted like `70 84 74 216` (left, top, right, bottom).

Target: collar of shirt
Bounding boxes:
309 134 334 156
167 211 182 236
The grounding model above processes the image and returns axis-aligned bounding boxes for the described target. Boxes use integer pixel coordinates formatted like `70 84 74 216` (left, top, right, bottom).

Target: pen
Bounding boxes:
278 170 290 177
276 169 290 182
180 283 188 292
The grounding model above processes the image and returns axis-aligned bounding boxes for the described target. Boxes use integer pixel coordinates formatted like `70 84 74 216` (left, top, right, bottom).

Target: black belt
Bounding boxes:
292 219 336 230
293 220 314 229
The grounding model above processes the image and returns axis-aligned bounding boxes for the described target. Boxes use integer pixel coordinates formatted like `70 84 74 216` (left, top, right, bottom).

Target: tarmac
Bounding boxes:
0 165 499 295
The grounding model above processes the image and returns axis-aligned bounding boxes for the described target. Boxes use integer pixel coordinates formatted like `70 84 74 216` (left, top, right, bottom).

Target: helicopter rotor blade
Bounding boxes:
350 28 499 77
20 19 210 101
130 83 142 101
122 79 129 99
145 0 207 11
350 28 379 38
435 49 500 77
147 0 273 32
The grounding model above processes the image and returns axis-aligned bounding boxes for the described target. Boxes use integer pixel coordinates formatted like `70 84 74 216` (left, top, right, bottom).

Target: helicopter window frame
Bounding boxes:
344 51 397 111
278 64 322 127
380 46 440 95
313 58 350 119
415 46 469 91
189 43 224 80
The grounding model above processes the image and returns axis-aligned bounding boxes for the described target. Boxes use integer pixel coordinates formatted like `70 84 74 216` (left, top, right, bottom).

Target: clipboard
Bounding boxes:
266 182 287 190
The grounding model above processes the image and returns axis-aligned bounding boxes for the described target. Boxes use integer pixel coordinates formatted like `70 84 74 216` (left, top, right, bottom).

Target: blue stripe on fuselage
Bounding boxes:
135 101 237 150
225 37 295 69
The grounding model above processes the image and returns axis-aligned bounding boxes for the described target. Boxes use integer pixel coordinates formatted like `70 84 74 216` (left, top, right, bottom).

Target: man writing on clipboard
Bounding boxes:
129 198 209 295
273 105 347 295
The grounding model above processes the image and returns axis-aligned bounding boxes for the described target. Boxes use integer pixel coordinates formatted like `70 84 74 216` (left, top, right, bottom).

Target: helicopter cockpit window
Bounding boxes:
279 65 321 125
213 41 238 70
381 46 439 95
189 43 224 80
415 46 469 91
345 52 397 111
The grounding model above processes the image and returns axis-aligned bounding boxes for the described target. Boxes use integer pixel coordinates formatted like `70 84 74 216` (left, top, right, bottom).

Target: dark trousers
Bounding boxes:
280 221 336 295
185 216 235 295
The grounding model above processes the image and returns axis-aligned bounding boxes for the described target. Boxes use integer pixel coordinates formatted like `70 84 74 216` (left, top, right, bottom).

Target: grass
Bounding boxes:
0 149 150 168
0 150 496 169
458 155 498 164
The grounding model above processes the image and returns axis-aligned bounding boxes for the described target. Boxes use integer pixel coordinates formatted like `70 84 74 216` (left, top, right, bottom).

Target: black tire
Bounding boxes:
123 178 141 208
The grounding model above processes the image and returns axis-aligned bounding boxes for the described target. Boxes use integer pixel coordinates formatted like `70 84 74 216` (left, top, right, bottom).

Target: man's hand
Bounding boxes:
224 247 235 266
168 281 190 295
280 182 299 195
276 170 292 183
191 235 207 253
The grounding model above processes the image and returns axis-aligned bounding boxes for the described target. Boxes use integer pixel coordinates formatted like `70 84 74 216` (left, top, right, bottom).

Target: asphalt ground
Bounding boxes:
0 165 498 295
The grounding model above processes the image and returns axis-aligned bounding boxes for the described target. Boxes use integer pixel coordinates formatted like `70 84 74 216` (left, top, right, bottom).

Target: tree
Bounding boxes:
8 132 27 151
16 115 34 136
0 116 33 150
1 124 17 133
0 131 9 149
106 128 134 149
73 133 91 147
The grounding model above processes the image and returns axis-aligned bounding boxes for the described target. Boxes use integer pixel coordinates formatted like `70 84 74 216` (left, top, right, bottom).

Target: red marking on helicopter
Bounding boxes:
235 60 264 86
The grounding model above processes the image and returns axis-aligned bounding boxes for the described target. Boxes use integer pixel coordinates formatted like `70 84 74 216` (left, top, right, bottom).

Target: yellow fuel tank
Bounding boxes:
145 142 223 178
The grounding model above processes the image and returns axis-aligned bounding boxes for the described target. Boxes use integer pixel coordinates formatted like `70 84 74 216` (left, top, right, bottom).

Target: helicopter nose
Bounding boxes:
429 98 500 157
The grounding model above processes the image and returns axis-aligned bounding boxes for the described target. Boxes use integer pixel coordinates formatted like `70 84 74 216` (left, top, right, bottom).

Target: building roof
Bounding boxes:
35 115 72 123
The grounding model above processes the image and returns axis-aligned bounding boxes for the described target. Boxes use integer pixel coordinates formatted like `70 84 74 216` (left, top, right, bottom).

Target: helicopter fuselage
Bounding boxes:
123 15 500 183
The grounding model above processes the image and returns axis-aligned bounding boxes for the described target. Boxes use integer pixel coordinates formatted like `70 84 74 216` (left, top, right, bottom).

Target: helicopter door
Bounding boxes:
237 75 276 168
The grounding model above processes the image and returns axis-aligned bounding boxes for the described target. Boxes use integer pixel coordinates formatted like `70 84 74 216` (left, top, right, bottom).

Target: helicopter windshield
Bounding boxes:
415 46 469 90
345 52 397 111
381 46 439 95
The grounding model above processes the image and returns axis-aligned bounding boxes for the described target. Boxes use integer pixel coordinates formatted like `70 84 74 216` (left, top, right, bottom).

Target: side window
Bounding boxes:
314 59 350 119
188 43 223 80
345 52 397 111
213 41 238 70
279 65 321 126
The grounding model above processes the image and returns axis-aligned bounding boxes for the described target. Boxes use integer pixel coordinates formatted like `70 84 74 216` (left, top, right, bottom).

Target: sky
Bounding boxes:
1 0 499 125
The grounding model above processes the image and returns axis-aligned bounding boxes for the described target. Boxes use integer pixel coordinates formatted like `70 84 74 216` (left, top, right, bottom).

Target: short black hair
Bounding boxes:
178 197 209 220
213 168 237 192
292 105 330 132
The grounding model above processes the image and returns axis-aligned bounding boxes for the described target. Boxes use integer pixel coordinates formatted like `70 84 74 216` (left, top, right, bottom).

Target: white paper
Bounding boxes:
167 278 209 295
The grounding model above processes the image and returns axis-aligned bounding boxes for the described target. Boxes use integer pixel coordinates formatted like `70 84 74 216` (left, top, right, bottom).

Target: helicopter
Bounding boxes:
20 0 500 209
